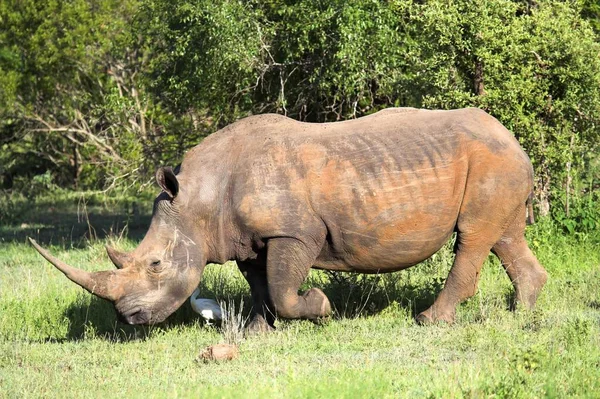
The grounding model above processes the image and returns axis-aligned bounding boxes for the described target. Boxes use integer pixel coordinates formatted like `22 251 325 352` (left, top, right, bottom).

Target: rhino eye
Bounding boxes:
150 260 161 268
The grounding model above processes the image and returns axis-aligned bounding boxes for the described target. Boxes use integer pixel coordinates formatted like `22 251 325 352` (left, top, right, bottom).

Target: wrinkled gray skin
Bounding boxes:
31 108 548 331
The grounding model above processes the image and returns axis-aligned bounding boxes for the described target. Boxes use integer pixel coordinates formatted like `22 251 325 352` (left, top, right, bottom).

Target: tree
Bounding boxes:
0 0 138 189
2 0 599 231
581 0 600 34
0 0 210 191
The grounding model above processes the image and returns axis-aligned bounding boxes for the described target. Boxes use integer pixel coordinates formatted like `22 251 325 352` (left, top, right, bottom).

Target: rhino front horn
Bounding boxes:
28 238 119 302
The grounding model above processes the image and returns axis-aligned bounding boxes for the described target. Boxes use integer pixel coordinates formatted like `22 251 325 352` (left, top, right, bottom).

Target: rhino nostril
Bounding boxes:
121 307 150 325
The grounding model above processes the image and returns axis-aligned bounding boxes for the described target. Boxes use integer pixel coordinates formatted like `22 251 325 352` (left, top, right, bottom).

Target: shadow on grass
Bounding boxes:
505 291 518 312
2 211 152 247
61 296 204 342
49 271 446 343
59 273 252 342
315 273 446 320
588 301 600 310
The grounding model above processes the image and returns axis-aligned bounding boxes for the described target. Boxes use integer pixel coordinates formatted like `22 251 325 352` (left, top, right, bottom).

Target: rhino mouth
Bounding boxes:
119 306 152 325
116 301 175 325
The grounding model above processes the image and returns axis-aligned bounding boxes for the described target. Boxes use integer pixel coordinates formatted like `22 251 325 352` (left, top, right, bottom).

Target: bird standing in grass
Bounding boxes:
189 288 224 325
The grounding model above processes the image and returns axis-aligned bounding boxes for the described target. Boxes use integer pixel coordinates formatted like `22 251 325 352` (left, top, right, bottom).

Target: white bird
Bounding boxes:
189 288 224 325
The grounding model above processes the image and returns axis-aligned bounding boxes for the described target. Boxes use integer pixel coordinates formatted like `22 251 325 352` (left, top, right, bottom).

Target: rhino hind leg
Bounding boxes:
416 203 517 324
416 242 492 325
491 207 548 309
237 261 276 333
417 203 547 325
266 237 332 321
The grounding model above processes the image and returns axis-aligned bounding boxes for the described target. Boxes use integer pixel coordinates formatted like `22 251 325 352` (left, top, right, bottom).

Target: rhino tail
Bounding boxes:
526 192 535 225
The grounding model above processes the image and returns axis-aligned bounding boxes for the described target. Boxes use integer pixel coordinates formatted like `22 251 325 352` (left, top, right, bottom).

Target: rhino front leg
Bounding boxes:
266 237 332 321
237 261 275 333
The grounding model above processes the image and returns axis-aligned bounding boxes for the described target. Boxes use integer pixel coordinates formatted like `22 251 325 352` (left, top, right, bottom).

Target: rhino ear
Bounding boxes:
156 167 179 199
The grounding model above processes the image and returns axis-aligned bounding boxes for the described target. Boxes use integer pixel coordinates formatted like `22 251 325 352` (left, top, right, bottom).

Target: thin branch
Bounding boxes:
26 113 124 162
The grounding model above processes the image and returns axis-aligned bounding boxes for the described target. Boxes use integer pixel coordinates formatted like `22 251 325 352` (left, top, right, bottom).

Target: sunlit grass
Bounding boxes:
1 194 599 397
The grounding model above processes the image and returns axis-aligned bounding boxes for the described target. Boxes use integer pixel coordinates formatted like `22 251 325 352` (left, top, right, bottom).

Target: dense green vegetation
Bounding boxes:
1 0 599 231
1 193 599 397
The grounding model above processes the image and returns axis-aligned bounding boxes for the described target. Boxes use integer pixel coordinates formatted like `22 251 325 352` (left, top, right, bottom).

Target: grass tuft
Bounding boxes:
218 298 248 346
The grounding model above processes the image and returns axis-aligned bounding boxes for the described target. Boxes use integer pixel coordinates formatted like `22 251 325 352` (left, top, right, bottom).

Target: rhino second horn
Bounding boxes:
29 238 119 302
106 245 131 269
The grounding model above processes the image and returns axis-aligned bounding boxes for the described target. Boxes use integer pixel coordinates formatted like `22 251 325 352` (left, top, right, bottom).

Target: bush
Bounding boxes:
2 0 599 234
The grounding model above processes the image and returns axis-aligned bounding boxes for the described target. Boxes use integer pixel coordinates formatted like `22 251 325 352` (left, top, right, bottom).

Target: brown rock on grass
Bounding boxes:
198 343 239 363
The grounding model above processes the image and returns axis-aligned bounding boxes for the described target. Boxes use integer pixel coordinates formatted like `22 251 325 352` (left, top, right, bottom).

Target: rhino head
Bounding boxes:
30 167 205 325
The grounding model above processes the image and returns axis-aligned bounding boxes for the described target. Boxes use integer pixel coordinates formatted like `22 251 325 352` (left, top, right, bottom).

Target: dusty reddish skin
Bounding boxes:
31 108 548 329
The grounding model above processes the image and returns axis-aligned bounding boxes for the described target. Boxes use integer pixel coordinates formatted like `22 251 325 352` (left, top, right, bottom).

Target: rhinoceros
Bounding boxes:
30 107 548 331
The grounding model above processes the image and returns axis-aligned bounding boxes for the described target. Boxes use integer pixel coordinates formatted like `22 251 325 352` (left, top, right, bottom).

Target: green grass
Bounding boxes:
1 192 600 398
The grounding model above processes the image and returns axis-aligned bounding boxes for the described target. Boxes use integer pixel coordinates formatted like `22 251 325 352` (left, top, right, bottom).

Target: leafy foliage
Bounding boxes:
0 0 136 186
137 0 264 119
1 0 599 232
0 0 211 191
581 0 600 34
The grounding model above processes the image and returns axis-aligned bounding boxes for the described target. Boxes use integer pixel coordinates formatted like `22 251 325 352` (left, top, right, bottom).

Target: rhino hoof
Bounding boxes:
416 309 455 325
303 288 332 319
415 312 434 326
245 316 275 336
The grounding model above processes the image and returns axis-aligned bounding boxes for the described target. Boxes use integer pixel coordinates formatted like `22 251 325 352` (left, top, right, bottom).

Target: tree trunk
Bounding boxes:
565 131 576 217
72 143 81 189
474 60 485 96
